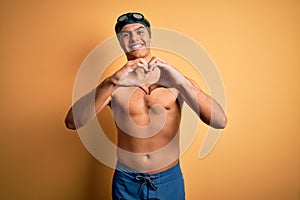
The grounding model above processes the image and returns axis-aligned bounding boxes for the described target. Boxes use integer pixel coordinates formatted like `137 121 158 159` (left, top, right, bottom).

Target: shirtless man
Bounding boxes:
65 12 227 200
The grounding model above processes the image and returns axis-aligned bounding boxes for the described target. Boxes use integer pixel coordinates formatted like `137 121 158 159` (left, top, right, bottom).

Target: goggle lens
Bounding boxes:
118 15 128 22
132 13 143 20
117 13 144 23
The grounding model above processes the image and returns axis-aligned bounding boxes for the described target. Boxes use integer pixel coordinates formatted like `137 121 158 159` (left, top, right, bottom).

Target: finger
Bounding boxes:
156 62 173 69
125 60 137 71
126 67 134 73
148 64 154 71
148 56 158 66
150 62 167 69
138 58 149 71
137 62 148 72
156 57 167 63
148 62 161 71
149 63 158 70
139 58 148 66
150 63 173 73
148 56 167 66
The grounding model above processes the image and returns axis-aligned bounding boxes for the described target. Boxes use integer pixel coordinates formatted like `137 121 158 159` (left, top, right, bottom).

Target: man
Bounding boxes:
65 12 227 200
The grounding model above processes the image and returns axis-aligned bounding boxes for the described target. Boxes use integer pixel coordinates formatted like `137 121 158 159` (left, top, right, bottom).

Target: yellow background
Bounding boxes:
0 0 299 199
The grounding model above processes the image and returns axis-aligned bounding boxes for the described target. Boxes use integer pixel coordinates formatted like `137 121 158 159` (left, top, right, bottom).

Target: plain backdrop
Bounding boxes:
0 0 299 199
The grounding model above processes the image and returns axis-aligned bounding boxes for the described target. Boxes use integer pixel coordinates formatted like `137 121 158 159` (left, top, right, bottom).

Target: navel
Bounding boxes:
144 154 150 160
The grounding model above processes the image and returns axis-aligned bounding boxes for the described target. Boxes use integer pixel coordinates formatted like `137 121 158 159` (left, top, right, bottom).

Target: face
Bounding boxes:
118 23 151 60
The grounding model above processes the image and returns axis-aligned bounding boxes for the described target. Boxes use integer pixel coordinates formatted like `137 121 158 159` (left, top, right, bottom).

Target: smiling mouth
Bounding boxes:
130 44 144 51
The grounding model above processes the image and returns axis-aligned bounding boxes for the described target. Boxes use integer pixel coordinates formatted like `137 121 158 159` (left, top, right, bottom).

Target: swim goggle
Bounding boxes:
117 13 144 23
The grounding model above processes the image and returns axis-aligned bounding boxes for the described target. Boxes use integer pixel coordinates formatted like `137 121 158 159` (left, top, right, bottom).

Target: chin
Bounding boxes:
128 51 148 58
127 49 149 59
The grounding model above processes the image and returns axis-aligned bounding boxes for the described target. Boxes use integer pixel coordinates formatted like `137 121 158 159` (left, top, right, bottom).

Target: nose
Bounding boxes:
129 32 139 43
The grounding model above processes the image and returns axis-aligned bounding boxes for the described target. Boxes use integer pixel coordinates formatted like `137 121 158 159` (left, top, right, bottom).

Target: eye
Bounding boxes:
137 30 145 35
121 32 130 38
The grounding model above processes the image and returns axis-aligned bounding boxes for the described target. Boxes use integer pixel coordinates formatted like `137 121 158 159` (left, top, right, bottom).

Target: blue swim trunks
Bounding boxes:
112 161 185 200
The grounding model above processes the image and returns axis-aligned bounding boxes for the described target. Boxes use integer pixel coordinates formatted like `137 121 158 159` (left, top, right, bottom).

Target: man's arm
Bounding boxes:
64 77 115 130
149 57 227 129
180 77 227 129
65 58 150 130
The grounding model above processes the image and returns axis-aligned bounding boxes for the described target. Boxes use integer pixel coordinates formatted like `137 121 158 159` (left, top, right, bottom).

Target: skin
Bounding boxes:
65 23 227 173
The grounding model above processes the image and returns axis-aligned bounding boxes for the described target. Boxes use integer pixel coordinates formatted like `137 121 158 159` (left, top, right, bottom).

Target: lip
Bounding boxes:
129 43 145 51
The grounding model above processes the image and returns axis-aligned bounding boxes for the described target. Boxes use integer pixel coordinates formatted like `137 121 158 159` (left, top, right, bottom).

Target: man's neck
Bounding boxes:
127 54 152 63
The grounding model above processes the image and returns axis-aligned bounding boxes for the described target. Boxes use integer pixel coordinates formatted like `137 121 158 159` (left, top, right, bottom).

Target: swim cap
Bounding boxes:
115 12 151 36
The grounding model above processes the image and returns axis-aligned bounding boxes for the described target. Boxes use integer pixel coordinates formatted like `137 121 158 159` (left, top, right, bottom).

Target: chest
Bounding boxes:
111 86 179 112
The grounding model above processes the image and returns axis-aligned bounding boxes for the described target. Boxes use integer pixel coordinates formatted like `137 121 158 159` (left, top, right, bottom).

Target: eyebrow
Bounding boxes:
134 26 146 31
121 26 146 34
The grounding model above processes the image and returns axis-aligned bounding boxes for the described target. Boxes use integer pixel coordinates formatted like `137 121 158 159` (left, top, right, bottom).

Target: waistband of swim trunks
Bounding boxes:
115 160 182 180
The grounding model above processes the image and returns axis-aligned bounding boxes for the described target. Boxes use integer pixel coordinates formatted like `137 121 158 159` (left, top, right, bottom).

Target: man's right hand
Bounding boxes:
110 58 160 90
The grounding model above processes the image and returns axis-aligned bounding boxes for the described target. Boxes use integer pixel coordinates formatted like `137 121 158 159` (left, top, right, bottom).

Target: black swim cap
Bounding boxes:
115 12 151 36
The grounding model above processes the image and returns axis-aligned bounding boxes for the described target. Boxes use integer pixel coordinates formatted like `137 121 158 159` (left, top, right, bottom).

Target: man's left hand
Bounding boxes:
148 56 187 89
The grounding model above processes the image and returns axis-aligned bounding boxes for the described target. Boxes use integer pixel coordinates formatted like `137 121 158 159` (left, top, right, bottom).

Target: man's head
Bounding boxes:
115 12 151 37
115 12 152 61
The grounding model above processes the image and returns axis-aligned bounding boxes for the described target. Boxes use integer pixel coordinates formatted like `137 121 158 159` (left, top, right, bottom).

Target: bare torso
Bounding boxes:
111 85 182 173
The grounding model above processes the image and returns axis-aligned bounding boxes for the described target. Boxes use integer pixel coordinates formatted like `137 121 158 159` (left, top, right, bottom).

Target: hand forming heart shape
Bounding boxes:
134 65 161 85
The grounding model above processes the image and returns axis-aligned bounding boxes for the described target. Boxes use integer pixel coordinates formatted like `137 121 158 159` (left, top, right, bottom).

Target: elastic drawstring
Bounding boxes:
135 175 158 192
